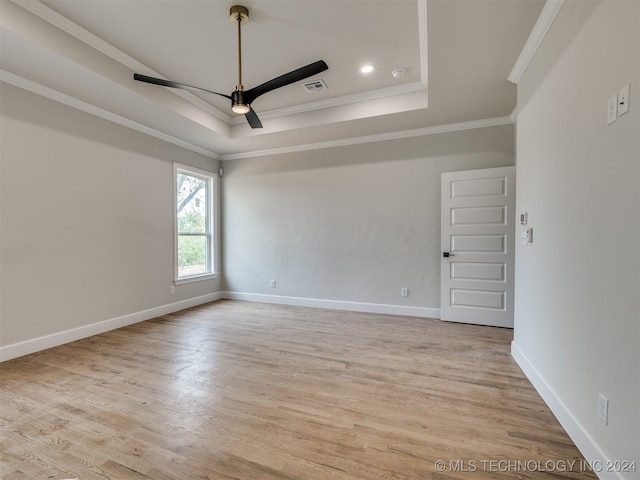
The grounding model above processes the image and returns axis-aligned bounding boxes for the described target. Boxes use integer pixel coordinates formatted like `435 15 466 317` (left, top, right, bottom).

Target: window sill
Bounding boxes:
174 273 219 286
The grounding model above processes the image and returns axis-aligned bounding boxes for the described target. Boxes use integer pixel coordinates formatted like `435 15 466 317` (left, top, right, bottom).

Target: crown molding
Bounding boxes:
221 116 513 161
1 69 220 159
508 0 565 84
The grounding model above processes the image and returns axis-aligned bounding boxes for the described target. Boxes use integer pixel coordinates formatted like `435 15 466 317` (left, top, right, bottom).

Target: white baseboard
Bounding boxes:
222 291 441 319
1 291 438 362
0 292 223 362
511 341 626 480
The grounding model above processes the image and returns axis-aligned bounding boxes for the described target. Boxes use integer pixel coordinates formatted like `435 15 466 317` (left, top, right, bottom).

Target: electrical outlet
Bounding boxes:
170 285 175 295
401 288 408 297
598 392 609 425
270 280 276 288
618 83 630 116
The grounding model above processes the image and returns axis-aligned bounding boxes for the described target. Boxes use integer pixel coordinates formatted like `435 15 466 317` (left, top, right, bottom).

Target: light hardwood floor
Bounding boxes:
1 300 596 479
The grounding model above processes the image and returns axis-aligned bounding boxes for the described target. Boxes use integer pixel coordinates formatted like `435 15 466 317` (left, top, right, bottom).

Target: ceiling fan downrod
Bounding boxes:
229 5 250 113
230 5 248 90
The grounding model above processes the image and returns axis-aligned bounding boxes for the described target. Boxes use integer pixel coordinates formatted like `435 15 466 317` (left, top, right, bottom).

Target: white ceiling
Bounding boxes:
0 0 545 160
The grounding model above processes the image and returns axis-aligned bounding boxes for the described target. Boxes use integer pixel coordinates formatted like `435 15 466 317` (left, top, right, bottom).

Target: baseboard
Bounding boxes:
0 292 223 362
222 291 441 319
1 291 437 362
511 341 626 480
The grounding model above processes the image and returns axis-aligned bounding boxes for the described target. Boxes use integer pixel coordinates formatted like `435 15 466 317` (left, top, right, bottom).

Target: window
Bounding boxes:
174 164 218 283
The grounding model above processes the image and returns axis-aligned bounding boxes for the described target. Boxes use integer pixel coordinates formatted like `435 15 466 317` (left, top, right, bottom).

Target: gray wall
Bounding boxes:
221 125 515 313
513 0 639 475
1 80 515 354
0 83 220 350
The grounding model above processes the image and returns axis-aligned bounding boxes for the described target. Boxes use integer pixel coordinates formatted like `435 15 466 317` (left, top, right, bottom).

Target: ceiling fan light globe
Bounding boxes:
232 104 251 114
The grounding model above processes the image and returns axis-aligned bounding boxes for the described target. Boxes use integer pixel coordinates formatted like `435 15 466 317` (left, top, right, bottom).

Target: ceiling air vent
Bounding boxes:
303 79 327 93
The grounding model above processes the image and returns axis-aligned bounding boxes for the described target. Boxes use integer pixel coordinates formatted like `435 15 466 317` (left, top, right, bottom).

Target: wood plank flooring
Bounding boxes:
1 300 596 479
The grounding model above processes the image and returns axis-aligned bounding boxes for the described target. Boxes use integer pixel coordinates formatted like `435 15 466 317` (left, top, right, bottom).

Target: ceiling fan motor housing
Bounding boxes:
231 90 250 113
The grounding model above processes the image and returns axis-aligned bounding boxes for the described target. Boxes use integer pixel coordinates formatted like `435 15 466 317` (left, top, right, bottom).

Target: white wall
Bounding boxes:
221 125 514 315
513 1 639 478
0 83 220 358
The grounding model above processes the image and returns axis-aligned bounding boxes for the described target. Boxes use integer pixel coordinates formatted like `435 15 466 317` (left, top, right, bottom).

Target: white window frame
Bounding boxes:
174 163 219 285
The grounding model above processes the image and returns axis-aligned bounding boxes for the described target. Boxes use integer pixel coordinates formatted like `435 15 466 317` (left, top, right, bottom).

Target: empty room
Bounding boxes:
1 0 638 479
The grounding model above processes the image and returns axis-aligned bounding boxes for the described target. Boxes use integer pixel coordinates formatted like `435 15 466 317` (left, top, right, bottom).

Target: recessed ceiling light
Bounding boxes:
360 64 375 74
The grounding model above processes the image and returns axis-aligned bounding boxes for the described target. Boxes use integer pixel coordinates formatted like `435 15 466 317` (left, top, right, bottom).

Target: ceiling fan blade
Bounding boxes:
133 73 231 99
244 60 328 104
245 107 263 129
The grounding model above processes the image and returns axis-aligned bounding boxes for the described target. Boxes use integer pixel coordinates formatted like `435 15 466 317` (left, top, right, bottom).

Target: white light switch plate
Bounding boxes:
618 84 630 116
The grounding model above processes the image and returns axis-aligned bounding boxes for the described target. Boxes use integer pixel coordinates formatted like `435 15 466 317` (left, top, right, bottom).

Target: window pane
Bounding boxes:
178 234 207 277
177 173 207 234
175 164 216 281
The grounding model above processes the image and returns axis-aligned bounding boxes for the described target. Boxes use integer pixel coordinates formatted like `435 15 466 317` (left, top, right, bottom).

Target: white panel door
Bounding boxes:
440 166 516 327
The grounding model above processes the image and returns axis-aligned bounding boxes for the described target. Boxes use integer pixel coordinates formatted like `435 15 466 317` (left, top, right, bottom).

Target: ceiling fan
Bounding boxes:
133 5 328 129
